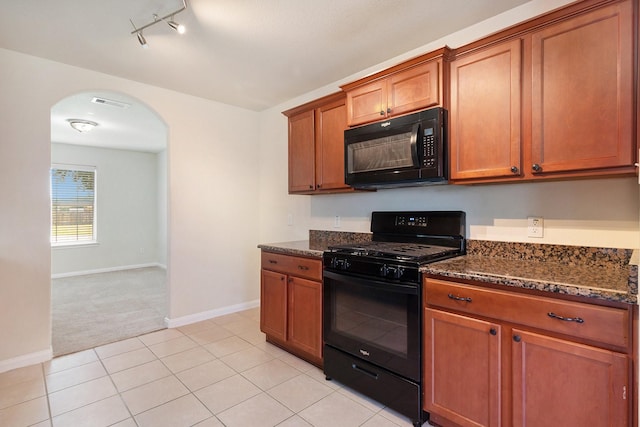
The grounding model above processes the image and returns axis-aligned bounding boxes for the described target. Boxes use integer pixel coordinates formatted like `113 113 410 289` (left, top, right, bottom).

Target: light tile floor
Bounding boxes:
0 307 434 427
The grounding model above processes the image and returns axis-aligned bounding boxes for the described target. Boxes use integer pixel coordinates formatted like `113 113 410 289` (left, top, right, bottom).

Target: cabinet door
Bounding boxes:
288 109 315 193
511 329 629 427
530 1 633 175
287 276 322 359
450 39 522 180
315 98 349 191
424 308 501 427
388 61 441 117
260 269 287 341
345 79 387 127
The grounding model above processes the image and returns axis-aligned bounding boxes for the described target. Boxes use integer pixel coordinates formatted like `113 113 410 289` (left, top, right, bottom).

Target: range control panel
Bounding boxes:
395 215 428 227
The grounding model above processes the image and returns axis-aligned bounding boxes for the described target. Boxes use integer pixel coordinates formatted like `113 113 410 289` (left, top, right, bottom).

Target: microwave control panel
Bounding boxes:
422 128 435 168
421 119 438 169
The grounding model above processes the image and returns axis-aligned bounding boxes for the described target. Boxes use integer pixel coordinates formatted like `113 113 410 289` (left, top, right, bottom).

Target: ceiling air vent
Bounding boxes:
91 97 131 109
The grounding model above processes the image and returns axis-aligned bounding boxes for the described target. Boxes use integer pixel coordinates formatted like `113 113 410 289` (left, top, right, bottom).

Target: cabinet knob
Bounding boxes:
380 110 385 116
532 164 542 172
510 166 519 174
308 185 313 189
387 107 391 114
489 328 497 336
513 335 521 342
317 184 321 189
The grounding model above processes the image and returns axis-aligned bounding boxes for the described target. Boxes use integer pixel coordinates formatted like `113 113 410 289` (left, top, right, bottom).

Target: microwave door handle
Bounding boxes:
410 123 420 166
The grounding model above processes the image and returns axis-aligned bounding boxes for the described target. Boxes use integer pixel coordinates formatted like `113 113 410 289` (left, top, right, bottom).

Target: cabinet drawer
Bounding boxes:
261 251 322 281
424 279 629 349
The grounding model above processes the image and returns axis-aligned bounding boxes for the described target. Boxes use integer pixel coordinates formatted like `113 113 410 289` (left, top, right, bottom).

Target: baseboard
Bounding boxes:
0 348 53 374
165 299 260 328
52 262 166 279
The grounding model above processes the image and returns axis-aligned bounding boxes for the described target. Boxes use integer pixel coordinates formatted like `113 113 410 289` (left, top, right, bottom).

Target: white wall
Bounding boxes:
51 143 161 276
0 48 260 370
259 0 639 250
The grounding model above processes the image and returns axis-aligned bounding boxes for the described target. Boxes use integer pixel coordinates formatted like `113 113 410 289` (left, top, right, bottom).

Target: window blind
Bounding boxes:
51 166 96 244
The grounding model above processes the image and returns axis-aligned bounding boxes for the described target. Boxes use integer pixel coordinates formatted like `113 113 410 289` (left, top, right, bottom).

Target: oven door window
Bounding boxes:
323 271 420 381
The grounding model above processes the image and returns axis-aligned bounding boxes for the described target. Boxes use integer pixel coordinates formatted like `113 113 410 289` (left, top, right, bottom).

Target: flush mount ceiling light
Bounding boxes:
130 0 187 48
68 119 99 133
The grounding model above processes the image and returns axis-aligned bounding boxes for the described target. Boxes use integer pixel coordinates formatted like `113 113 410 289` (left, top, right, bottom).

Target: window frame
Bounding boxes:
50 163 98 247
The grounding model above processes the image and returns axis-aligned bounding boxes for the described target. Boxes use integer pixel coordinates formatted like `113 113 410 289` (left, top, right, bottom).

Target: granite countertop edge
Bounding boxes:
258 233 638 305
257 241 325 258
421 256 637 305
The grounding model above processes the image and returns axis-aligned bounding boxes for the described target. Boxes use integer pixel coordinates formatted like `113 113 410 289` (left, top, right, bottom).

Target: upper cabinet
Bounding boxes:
450 39 523 180
449 0 636 183
341 48 451 127
529 0 634 175
283 92 352 194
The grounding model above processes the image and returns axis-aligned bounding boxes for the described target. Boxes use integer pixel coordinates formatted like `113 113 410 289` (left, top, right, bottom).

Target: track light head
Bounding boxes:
137 32 148 48
167 20 186 34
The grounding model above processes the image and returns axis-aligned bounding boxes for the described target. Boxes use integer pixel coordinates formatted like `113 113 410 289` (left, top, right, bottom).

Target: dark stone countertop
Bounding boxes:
421 241 638 304
259 232 638 305
258 230 373 258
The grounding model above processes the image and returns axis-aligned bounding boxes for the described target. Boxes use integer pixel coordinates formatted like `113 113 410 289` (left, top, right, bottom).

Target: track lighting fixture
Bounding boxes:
136 31 148 48
167 19 186 34
130 0 187 48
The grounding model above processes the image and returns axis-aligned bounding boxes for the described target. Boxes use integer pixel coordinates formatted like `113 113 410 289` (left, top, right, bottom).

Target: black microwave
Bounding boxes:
344 107 447 188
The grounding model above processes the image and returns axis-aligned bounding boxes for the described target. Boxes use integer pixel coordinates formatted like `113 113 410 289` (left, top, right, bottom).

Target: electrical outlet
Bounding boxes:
527 217 544 238
334 215 341 228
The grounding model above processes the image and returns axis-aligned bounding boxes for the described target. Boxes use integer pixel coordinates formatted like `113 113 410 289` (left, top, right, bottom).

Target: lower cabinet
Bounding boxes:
423 277 634 427
511 329 628 427
260 251 322 366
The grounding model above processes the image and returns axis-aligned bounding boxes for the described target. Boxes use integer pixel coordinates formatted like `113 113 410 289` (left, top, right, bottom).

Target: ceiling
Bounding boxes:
2 0 531 152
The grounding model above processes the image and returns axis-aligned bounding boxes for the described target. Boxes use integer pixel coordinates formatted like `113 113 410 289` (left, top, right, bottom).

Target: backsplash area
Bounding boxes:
308 230 371 250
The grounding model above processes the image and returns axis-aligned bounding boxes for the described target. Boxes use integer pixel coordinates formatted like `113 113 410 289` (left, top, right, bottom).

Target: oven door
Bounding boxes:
323 269 421 381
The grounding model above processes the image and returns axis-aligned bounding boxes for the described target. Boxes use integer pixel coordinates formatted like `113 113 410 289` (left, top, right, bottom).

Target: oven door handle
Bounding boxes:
323 270 419 296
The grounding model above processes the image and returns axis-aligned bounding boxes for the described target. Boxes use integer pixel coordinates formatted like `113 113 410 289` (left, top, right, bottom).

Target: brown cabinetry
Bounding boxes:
260 251 322 365
423 277 634 427
450 39 522 180
449 0 636 183
283 92 352 194
341 48 450 127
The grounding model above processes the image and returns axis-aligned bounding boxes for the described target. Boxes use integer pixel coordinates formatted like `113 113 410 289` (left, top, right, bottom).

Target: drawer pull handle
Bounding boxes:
351 363 378 380
298 265 309 271
448 293 472 303
547 312 584 324
268 260 278 264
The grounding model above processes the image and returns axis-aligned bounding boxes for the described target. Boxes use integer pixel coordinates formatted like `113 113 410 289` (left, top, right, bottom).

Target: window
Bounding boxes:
50 165 97 245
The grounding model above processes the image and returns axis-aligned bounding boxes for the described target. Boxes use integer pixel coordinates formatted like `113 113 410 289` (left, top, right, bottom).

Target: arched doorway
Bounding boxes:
50 90 168 356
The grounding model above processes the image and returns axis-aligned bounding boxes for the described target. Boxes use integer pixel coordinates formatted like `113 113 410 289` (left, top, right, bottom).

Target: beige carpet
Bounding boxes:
52 267 167 356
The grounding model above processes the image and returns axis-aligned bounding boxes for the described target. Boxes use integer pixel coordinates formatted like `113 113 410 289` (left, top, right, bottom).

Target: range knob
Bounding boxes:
330 257 350 270
380 264 404 279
